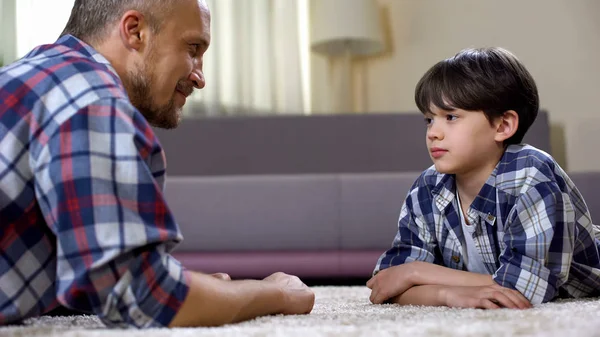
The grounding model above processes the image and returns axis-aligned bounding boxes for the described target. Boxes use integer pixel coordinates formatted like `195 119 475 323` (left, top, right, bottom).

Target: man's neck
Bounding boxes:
92 33 129 85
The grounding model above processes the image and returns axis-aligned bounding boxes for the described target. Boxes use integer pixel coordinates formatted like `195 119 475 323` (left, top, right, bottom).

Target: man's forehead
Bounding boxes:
168 0 211 36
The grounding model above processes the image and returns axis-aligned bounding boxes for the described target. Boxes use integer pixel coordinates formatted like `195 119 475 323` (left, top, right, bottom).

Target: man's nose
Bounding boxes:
189 69 205 89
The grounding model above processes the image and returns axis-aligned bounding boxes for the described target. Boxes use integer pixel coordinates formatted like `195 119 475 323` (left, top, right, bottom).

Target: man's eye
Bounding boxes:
189 44 199 53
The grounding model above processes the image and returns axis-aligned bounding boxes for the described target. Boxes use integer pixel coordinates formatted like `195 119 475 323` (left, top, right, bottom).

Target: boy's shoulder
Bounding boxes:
410 164 451 196
411 144 566 195
495 144 569 196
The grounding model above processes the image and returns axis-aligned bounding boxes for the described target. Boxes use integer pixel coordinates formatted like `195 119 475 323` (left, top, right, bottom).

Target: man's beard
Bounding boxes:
126 63 181 129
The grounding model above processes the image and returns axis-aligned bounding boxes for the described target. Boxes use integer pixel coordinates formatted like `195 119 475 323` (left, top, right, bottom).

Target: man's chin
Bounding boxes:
149 112 181 129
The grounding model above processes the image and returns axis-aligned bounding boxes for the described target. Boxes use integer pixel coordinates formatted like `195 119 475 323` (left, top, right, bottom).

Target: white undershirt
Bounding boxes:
456 191 489 274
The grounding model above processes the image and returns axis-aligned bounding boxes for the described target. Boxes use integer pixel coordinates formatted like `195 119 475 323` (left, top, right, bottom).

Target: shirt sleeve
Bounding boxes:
373 186 439 275
32 98 189 328
493 181 575 304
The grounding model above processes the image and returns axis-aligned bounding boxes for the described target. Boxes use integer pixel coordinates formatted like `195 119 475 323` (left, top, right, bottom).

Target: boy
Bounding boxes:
367 47 600 309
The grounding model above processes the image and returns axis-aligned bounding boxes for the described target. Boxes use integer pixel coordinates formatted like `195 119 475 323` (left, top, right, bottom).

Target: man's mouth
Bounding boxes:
176 83 194 97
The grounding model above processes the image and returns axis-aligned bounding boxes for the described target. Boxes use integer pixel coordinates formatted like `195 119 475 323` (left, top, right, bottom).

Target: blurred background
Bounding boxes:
1 0 599 173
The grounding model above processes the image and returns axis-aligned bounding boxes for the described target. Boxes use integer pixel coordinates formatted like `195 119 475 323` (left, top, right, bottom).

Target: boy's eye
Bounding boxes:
446 114 458 121
424 117 433 125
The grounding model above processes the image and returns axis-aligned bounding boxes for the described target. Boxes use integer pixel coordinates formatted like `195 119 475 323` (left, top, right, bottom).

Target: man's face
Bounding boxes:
128 0 211 129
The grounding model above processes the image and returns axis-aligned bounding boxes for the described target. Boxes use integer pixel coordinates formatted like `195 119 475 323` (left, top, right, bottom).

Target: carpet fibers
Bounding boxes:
2 286 600 337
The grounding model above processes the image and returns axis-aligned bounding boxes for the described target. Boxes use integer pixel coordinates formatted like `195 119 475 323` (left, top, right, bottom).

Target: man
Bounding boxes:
0 0 314 328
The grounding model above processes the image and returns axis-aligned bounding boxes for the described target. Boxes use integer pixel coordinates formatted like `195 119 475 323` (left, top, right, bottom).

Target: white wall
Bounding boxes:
15 0 74 57
312 0 600 172
0 0 17 65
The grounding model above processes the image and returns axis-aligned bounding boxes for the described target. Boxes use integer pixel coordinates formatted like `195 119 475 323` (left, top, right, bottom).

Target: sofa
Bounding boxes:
153 111 599 280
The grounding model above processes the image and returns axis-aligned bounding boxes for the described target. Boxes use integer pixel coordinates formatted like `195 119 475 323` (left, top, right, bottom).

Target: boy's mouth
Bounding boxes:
430 147 448 159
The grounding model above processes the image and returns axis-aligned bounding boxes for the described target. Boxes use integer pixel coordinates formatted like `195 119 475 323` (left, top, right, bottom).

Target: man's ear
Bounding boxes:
494 110 519 143
119 10 148 51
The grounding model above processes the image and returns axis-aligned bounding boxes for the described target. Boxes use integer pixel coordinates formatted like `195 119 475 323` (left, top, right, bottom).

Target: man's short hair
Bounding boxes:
415 47 539 145
61 0 176 44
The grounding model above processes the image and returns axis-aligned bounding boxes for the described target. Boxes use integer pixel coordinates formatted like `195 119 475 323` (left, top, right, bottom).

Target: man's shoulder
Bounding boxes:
1 36 126 103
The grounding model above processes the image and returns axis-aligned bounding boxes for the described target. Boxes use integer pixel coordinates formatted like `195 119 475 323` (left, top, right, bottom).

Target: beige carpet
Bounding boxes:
2 286 600 337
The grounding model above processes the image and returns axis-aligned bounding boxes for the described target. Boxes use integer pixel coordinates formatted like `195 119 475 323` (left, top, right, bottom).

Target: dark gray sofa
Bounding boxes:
153 111 597 279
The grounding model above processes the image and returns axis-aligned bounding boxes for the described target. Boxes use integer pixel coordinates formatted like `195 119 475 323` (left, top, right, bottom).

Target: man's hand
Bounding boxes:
367 264 416 304
441 284 532 309
263 272 315 314
169 271 314 327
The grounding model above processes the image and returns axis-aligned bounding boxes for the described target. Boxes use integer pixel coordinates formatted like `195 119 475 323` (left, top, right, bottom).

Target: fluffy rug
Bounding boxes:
2 286 600 337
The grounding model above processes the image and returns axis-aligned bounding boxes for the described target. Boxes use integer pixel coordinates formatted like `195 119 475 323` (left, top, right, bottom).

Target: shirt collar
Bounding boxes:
52 34 121 80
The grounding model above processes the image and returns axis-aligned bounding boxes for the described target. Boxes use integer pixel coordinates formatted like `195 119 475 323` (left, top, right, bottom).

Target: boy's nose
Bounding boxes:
427 123 443 141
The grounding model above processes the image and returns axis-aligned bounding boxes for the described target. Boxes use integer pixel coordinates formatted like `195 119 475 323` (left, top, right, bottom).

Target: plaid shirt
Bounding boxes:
0 35 188 327
375 144 600 304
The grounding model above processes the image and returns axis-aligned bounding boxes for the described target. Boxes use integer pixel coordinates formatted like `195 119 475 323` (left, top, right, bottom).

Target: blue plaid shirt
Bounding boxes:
375 144 600 304
0 35 188 327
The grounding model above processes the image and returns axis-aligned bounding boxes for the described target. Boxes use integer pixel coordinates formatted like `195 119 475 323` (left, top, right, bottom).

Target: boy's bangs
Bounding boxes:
415 61 490 114
415 68 456 114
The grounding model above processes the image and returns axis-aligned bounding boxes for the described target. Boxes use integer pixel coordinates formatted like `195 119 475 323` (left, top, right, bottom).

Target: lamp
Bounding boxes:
311 0 383 112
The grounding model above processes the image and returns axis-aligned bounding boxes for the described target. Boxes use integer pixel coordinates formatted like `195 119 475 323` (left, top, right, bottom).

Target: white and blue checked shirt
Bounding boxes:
375 144 600 304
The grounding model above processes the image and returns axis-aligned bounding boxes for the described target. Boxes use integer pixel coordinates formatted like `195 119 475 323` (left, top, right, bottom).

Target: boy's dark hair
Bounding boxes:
415 47 539 145
60 0 176 45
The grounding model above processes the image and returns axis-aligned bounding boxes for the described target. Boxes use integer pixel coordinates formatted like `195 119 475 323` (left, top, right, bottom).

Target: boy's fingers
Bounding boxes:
366 275 377 289
369 288 386 304
504 289 532 309
479 299 501 310
489 291 519 309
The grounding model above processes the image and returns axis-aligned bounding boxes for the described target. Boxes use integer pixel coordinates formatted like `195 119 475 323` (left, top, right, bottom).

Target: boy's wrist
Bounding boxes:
406 261 427 286
436 285 449 307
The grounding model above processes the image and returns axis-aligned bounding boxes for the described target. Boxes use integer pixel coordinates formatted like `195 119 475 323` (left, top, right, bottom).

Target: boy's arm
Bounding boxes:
369 183 441 303
493 181 575 304
368 261 497 304
373 189 439 275
386 284 530 309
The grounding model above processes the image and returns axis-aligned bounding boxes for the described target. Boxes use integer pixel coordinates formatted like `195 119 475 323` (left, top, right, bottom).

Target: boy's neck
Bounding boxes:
455 149 505 208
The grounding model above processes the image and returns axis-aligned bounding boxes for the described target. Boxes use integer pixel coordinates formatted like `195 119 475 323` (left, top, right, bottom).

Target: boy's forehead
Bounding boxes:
425 105 448 115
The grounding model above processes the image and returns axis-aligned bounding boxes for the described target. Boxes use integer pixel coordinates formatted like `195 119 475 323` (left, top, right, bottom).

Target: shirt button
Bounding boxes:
452 255 460 263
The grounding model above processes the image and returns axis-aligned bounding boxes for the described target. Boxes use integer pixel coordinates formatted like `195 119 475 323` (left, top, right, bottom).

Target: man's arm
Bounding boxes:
33 100 192 327
33 100 313 328
169 271 314 327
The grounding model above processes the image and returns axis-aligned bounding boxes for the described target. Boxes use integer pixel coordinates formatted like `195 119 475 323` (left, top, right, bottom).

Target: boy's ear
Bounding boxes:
494 110 519 143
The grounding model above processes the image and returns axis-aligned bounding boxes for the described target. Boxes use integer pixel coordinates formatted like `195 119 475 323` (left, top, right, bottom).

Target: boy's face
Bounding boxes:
424 106 503 176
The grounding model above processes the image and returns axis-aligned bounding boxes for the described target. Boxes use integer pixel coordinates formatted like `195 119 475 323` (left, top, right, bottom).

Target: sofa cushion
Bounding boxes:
339 172 421 250
165 175 339 251
569 172 600 221
154 111 551 176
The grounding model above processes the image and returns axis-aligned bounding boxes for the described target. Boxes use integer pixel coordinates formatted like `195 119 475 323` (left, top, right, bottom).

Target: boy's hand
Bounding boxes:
441 284 532 309
367 264 417 304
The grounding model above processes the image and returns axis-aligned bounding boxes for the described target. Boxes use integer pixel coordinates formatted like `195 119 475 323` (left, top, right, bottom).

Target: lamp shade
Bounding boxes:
311 0 383 56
